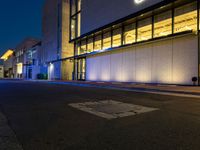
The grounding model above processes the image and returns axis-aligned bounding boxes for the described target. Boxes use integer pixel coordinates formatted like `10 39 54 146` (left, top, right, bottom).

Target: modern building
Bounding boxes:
67 0 200 85
42 0 74 80
0 49 14 78
13 38 40 79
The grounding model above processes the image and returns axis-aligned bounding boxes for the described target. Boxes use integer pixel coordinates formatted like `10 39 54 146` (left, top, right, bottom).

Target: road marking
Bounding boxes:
69 100 158 120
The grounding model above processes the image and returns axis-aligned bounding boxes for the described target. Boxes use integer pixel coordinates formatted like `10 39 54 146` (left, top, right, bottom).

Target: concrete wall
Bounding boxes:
81 0 164 35
86 34 198 85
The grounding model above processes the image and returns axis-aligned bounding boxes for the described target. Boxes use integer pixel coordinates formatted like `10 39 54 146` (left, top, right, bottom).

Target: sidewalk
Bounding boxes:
33 80 200 98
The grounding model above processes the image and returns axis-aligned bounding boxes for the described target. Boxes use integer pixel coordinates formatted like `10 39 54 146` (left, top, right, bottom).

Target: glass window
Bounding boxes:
94 34 102 51
70 0 81 40
71 17 76 39
77 0 81 12
112 28 122 47
77 13 81 37
87 38 93 53
71 0 76 15
123 23 136 44
154 11 172 38
75 41 80 55
80 40 86 55
174 2 197 33
103 32 111 50
137 18 152 42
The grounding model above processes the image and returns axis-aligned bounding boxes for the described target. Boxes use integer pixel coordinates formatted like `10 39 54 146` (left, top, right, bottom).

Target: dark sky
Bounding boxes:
0 0 45 56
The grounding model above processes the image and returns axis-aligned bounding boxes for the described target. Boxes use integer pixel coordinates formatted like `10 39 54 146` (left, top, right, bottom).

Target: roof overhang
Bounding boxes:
0 49 14 61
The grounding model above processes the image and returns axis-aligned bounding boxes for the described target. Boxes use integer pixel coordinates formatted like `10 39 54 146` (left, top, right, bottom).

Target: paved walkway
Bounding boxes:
27 80 200 98
0 112 23 150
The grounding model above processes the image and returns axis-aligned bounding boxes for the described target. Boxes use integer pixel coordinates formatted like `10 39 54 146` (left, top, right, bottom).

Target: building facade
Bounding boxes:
42 0 74 80
25 42 42 79
69 0 200 85
13 38 40 79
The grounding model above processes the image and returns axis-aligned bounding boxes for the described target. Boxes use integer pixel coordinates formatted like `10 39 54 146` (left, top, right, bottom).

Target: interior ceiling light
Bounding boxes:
134 0 145 4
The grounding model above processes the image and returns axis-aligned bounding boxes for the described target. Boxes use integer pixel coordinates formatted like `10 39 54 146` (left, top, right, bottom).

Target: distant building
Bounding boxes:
0 49 14 78
0 59 4 78
24 42 42 79
13 38 40 79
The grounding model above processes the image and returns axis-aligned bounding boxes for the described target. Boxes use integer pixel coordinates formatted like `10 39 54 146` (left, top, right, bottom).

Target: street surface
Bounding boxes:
0 80 200 150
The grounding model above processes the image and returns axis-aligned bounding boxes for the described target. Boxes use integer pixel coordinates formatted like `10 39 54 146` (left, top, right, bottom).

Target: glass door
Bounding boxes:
77 58 86 80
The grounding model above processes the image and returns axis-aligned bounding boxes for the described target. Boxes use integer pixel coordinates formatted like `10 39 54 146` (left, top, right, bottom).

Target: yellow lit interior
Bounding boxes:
17 63 23 74
154 18 172 38
174 11 197 33
124 29 136 44
1 50 14 61
137 24 152 42
87 42 93 53
103 33 111 50
112 34 121 47
94 40 101 51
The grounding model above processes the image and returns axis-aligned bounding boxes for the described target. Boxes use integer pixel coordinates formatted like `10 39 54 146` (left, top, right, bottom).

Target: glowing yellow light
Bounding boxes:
17 63 23 74
0 49 14 61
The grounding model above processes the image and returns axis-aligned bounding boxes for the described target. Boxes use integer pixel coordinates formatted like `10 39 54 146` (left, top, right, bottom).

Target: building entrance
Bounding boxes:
75 58 86 80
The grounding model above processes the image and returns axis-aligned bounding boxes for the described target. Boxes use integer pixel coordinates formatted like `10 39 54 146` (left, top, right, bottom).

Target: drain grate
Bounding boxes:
69 100 158 120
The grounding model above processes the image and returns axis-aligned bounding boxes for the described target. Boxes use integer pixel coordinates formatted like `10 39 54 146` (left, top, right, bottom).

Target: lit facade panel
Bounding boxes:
86 35 198 84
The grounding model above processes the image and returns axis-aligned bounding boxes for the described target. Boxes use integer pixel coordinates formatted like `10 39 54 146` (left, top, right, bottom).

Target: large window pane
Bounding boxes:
75 42 80 55
94 35 102 51
80 40 87 55
103 32 111 50
71 17 76 39
123 23 136 44
137 18 152 42
87 38 93 53
154 11 172 38
77 0 81 12
174 2 197 33
77 13 81 37
71 0 76 15
112 28 122 47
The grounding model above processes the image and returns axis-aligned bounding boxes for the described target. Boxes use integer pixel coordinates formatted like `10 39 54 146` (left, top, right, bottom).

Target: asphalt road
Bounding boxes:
0 80 200 150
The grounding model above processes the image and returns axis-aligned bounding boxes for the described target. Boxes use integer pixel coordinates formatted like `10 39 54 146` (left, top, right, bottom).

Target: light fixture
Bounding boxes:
134 0 145 4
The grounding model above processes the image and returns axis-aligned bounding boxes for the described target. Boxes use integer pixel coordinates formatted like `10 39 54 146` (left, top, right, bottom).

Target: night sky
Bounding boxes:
0 0 45 56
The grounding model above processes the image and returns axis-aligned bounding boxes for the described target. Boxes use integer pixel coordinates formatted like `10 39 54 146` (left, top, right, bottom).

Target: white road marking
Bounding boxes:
69 100 158 120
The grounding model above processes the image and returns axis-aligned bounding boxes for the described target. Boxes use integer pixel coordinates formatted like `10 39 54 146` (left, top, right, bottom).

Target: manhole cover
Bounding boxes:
69 100 158 119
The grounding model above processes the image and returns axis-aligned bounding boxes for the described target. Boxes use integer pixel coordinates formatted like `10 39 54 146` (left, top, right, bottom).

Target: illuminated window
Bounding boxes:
70 0 81 40
17 63 23 74
75 42 81 55
94 34 102 51
80 40 87 55
87 38 93 53
154 11 172 38
137 18 152 42
112 28 122 47
124 23 136 44
174 2 197 33
71 17 76 39
103 32 111 50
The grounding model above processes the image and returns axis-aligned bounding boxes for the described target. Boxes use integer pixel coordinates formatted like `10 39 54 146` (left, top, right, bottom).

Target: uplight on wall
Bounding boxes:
134 0 145 4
